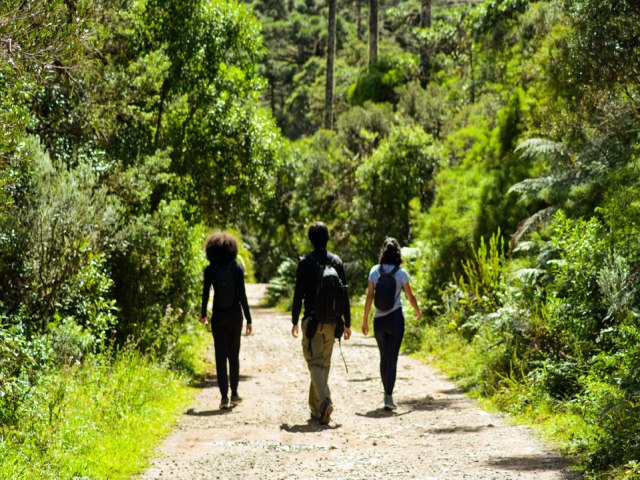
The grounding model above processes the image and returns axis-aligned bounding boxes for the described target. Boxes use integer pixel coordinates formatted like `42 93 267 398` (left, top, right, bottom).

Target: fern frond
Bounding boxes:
511 268 546 286
507 176 556 197
515 138 568 162
510 206 559 249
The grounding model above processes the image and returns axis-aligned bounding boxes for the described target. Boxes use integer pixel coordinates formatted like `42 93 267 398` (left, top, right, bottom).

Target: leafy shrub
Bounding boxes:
47 319 96 367
0 324 51 427
544 212 607 361
457 231 505 314
583 326 640 473
347 57 410 106
0 137 121 337
111 200 206 351
264 258 297 307
397 81 449 139
336 102 395 157
352 126 443 263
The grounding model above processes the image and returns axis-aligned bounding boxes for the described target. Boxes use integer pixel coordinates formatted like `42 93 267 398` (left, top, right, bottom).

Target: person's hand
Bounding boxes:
415 309 423 321
291 323 299 338
343 327 352 340
246 323 253 336
201 316 209 325
361 320 369 336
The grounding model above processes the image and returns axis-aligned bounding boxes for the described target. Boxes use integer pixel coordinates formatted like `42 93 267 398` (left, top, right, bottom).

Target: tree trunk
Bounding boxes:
368 0 378 66
419 0 432 85
324 0 337 129
356 0 362 41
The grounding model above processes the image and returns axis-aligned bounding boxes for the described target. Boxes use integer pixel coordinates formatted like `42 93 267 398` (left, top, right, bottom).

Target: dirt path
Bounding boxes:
138 284 578 480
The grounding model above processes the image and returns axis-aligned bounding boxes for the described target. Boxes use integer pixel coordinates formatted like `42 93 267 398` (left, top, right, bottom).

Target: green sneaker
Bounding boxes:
383 394 397 411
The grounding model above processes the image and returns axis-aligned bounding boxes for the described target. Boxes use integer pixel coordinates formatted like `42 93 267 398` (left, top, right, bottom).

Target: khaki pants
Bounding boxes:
301 317 335 417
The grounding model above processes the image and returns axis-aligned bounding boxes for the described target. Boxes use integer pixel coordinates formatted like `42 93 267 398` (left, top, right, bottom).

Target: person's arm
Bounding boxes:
291 258 305 337
362 281 375 336
201 268 210 325
237 265 253 335
402 282 422 320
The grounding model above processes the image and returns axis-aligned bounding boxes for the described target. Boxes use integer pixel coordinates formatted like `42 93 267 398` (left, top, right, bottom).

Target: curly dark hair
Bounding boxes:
378 237 402 266
204 232 238 264
308 221 329 250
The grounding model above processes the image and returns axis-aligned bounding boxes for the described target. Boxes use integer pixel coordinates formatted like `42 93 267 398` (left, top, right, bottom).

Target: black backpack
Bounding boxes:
312 255 346 324
213 262 237 309
374 265 400 311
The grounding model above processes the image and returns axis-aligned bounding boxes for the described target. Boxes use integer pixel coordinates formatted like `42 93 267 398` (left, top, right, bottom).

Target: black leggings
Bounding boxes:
374 308 405 396
211 321 242 398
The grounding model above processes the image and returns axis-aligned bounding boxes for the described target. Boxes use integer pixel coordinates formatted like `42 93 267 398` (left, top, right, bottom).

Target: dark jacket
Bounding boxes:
291 249 351 328
201 261 252 325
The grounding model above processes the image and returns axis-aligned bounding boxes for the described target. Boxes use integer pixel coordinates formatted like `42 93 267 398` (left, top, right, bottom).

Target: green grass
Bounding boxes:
0 346 202 480
349 294 366 333
412 322 594 472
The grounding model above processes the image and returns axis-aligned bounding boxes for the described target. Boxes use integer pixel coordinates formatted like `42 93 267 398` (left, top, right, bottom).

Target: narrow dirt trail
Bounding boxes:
138 285 578 480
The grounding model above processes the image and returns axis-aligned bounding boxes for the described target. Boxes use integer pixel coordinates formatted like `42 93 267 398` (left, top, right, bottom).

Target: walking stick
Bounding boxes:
338 338 348 373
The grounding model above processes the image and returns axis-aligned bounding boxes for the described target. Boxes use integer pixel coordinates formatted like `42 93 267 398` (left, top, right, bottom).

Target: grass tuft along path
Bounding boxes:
138 284 579 480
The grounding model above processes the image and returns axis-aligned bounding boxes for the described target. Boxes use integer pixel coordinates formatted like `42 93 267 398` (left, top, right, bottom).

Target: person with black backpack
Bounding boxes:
201 232 253 410
362 237 422 411
291 221 351 425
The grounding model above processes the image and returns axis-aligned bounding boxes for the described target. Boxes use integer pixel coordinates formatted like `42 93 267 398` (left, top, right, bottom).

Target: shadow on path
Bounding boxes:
190 374 253 389
400 395 463 411
487 454 579 478
185 408 232 417
348 376 375 383
427 424 494 434
356 408 413 418
280 421 341 433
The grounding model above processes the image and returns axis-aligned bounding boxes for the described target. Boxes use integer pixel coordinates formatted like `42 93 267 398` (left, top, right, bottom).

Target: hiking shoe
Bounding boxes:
219 397 231 409
230 394 243 405
383 394 397 411
319 399 333 425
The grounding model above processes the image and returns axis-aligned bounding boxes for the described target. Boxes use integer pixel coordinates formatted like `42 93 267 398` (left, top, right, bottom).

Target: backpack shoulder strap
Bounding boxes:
311 252 325 295
392 266 401 299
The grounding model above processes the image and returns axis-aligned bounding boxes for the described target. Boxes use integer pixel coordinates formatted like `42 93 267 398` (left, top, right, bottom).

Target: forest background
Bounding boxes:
1 0 639 478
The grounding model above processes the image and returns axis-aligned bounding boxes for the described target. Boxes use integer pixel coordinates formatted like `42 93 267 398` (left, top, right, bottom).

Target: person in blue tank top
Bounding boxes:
362 237 422 411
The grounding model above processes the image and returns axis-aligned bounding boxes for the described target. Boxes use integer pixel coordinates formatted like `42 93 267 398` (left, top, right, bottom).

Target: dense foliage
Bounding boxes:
3 0 640 478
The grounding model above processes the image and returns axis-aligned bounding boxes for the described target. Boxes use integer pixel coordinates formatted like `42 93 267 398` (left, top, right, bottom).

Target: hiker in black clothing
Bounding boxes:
362 237 422 411
291 221 352 425
201 232 253 410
